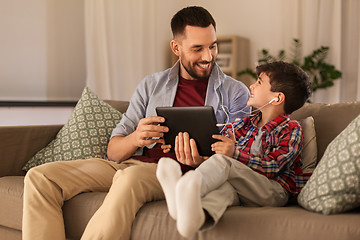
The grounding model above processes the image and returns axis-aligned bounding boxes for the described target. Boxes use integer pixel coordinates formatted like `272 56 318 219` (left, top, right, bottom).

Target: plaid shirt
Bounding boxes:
222 113 311 195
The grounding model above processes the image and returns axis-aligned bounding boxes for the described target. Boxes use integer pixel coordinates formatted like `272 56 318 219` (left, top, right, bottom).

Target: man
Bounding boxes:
22 6 250 240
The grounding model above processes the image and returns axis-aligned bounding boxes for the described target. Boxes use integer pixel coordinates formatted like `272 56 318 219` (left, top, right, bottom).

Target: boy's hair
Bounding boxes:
256 61 311 114
171 6 216 38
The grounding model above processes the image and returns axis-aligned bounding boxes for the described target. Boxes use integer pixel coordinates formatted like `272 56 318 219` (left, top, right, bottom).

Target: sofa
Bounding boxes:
1 100 360 240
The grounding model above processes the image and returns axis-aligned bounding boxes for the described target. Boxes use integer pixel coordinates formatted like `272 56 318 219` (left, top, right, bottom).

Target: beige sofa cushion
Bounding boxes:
132 201 360 240
0 176 24 231
299 116 317 173
63 192 107 239
0 176 108 240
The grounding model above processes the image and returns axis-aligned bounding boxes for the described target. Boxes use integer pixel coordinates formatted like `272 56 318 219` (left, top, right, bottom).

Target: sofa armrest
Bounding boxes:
0 125 62 177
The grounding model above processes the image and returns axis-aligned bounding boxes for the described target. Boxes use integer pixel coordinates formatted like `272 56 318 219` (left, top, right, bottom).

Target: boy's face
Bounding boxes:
248 72 277 108
171 25 218 80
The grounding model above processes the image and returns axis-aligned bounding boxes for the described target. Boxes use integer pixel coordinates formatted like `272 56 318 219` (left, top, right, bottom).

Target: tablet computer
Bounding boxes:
156 106 219 156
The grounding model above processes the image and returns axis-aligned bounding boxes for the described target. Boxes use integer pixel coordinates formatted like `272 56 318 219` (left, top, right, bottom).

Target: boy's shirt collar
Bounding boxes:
249 112 290 132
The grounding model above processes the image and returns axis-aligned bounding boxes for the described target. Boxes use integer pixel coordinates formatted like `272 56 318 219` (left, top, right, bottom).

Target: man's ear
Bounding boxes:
170 39 180 57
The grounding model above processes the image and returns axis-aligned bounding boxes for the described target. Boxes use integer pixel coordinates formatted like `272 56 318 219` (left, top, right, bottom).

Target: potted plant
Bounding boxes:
238 39 342 93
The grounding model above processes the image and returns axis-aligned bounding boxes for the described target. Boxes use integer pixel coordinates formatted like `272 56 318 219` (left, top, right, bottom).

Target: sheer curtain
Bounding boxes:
282 0 360 103
341 0 360 102
84 0 164 101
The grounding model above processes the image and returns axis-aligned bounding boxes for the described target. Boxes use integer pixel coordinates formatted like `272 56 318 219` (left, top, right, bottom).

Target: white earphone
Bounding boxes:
217 96 280 127
216 85 280 133
268 97 279 104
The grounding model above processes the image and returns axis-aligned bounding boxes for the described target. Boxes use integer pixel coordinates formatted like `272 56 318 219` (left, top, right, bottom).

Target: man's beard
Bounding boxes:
180 60 215 80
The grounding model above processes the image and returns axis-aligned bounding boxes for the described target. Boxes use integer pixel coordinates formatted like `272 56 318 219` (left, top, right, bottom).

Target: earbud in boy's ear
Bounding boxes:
268 97 279 104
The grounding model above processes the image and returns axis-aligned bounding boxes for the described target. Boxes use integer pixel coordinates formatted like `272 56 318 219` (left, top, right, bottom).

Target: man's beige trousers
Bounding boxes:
22 158 164 240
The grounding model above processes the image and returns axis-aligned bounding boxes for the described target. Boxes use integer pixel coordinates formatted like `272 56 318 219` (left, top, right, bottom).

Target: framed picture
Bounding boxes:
216 53 232 72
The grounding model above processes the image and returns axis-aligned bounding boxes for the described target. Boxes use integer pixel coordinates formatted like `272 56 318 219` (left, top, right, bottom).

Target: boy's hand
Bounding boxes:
211 130 236 157
161 144 172 153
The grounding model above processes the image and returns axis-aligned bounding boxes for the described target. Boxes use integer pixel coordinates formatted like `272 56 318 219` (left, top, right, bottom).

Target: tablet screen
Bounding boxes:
156 106 219 156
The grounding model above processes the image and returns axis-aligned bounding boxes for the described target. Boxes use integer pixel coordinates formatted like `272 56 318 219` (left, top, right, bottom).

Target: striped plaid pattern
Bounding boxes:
222 113 311 195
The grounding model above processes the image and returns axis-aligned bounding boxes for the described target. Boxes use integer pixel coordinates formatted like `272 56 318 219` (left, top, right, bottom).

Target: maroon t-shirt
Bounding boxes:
173 76 208 107
132 76 209 173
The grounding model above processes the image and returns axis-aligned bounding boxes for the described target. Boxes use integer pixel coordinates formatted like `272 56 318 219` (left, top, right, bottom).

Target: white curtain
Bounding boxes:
84 0 163 101
342 0 360 102
282 0 360 103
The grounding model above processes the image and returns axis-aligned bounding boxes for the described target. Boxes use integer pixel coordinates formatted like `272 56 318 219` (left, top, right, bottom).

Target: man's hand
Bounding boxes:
211 130 236 157
132 116 168 148
175 132 208 167
107 116 168 162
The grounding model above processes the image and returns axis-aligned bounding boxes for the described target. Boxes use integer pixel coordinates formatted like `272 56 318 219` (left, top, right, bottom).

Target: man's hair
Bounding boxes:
171 6 216 38
256 61 311 114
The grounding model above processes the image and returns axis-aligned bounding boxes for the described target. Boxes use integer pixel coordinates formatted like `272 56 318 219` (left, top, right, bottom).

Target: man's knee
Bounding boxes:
24 163 50 184
24 162 66 191
112 164 162 199
115 163 156 179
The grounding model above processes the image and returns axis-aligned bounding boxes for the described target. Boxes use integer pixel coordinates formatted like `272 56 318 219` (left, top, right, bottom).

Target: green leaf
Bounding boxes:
237 39 342 94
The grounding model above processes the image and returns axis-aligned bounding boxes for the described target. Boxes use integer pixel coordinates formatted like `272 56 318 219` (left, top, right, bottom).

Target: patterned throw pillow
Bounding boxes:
23 87 122 171
297 114 360 214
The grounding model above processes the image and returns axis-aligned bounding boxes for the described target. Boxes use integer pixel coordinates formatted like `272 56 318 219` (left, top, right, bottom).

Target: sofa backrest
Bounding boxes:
0 125 63 176
291 101 360 162
1 100 359 177
104 100 129 114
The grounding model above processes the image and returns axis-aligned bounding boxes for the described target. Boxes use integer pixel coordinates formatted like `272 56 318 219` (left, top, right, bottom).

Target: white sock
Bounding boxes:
156 157 182 220
176 171 205 238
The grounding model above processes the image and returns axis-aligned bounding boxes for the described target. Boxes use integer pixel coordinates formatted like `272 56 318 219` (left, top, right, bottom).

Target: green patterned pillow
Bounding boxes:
298 114 360 214
23 87 122 171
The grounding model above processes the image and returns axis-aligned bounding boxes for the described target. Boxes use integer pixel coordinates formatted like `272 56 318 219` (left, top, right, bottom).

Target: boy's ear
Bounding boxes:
274 92 285 105
170 40 181 57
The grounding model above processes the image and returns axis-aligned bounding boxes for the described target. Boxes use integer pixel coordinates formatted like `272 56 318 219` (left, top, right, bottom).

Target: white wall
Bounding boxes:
0 0 86 101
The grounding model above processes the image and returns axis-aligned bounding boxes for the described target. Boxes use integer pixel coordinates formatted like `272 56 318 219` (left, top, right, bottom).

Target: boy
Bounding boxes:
157 61 312 238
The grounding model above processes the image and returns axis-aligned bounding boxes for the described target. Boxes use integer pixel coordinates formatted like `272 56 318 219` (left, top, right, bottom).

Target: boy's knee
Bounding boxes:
208 154 231 168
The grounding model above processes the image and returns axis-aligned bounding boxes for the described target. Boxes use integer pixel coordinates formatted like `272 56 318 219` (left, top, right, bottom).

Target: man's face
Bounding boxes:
173 25 218 80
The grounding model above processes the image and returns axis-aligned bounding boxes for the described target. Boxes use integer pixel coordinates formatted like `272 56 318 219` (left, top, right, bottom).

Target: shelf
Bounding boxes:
216 35 252 87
